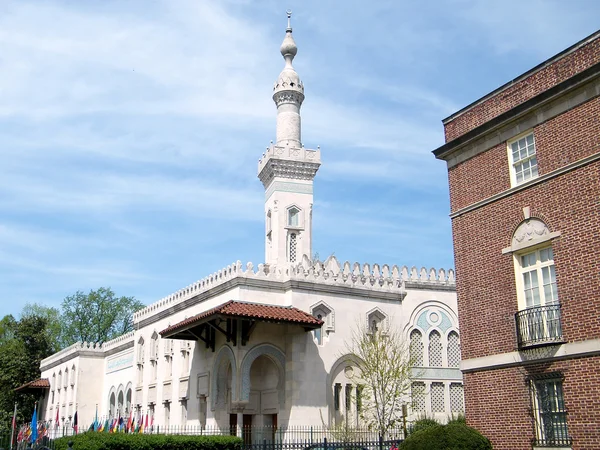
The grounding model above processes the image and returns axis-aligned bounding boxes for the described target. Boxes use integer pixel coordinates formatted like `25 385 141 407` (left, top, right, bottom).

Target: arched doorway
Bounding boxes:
239 345 285 444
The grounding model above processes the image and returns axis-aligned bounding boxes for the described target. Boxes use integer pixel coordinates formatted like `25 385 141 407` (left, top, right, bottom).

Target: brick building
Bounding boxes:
433 31 600 450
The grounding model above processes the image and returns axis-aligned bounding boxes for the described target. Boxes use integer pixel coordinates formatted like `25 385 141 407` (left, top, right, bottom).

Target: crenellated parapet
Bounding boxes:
133 255 455 323
102 331 135 352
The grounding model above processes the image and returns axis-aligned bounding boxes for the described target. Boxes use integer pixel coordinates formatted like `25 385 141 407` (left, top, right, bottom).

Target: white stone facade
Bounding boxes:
37 13 463 435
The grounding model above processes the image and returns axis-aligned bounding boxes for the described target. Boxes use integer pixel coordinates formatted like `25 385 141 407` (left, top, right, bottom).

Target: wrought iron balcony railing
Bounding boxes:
515 304 564 349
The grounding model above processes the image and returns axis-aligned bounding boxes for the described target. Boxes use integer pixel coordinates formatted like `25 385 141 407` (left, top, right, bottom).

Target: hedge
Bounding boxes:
401 422 492 450
53 433 243 450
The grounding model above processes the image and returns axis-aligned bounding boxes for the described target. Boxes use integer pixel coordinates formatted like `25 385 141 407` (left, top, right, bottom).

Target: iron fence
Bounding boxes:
1 425 405 450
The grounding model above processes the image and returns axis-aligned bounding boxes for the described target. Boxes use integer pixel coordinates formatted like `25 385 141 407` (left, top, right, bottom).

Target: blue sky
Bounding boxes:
2 0 599 318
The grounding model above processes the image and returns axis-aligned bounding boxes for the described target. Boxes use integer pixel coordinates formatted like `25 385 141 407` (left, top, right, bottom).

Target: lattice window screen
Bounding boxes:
450 383 464 413
289 233 297 263
411 382 426 413
410 330 424 366
429 330 443 367
447 331 461 368
431 382 445 413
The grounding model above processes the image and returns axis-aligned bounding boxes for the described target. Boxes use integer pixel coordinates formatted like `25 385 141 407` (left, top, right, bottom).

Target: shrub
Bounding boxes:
53 433 243 450
407 417 439 435
401 422 492 450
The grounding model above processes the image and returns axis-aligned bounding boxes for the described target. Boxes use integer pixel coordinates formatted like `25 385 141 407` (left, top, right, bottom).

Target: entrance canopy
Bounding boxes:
15 378 50 392
160 300 322 351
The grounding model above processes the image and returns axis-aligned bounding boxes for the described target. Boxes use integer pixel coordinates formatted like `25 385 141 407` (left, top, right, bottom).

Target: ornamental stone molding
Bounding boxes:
239 344 286 404
273 90 305 106
211 345 236 410
132 256 455 325
513 219 549 245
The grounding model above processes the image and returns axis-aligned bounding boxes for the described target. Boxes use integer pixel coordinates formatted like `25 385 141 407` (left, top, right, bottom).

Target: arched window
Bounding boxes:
311 302 334 346
447 331 461 368
410 330 424 366
125 387 132 414
428 330 442 367
288 207 300 227
70 365 76 385
64 368 69 388
266 210 272 234
109 392 116 418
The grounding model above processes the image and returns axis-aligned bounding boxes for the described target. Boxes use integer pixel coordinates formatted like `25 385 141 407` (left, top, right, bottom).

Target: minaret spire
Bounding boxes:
258 12 321 266
272 10 304 148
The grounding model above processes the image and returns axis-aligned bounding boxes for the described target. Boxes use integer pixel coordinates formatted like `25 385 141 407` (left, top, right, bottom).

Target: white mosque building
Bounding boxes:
33 13 463 437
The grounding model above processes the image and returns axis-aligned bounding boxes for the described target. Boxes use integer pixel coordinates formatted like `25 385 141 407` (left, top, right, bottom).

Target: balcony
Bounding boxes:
515 304 564 349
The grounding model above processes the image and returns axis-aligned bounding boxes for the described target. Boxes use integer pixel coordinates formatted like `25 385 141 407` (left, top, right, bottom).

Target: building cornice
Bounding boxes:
433 61 600 164
449 151 600 219
460 338 600 373
441 30 600 124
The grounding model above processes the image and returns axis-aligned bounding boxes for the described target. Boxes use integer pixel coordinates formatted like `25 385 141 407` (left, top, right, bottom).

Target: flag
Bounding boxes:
30 404 38 443
144 413 148 432
73 411 78 434
126 414 132 433
10 403 17 448
103 419 109 433
93 405 99 431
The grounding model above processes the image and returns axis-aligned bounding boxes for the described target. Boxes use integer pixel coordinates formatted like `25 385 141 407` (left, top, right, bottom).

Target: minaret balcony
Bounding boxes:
258 144 321 186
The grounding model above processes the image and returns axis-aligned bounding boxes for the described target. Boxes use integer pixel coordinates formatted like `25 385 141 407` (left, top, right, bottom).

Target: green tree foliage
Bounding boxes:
345 319 416 438
61 287 145 346
21 303 63 352
0 314 54 433
401 422 492 450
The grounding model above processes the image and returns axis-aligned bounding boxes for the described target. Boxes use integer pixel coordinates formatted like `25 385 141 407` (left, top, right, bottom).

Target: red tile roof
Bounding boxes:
160 300 323 337
15 378 50 391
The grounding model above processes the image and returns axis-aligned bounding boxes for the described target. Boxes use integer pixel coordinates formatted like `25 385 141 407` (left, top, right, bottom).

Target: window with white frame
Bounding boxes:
516 246 558 310
530 375 570 447
509 132 538 185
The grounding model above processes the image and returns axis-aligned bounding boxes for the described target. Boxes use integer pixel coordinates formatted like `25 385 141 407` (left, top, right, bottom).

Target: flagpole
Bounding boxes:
9 402 17 450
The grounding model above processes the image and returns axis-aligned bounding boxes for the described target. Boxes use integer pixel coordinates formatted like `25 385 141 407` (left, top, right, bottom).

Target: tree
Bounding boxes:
0 314 54 433
21 303 63 352
61 287 145 346
345 318 417 438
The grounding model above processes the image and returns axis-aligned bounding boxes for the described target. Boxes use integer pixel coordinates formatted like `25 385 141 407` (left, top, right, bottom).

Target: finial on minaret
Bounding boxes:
286 10 292 32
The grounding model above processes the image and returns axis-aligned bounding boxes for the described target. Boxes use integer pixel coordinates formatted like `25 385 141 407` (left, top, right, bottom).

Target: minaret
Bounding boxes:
258 11 321 266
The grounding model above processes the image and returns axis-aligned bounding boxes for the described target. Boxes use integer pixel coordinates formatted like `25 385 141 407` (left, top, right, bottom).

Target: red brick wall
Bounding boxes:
452 161 600 360
444 37 600 142
448 96 600 212
464 357 600 450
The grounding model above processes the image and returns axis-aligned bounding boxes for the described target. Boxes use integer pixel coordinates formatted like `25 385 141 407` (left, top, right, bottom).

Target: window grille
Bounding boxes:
447 331 461 368
289 233 297 263
411 382 425 413
450 383 464 412
431 382 445 413
531 376 571 447
429 330 443 367
410 329 424 366
345 384 352 411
